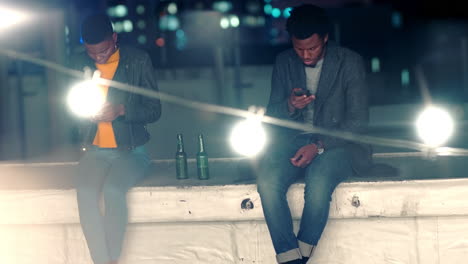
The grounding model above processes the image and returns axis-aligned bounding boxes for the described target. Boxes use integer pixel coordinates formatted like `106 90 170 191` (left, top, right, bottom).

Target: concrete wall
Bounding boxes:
3 179 468 263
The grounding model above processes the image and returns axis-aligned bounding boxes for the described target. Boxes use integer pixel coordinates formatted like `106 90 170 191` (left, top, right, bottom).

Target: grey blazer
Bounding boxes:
266 42 372 175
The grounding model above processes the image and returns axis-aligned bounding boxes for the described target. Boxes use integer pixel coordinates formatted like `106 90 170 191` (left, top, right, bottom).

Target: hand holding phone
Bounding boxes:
294 90 311 97
288 88 316 111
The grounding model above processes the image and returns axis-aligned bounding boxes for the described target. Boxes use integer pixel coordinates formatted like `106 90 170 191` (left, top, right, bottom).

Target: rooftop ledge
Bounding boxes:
0 154 468 225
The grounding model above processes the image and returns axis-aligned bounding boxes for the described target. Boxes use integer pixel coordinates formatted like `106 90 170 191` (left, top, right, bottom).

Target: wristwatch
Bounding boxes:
316 141 325 155
317 146 324 155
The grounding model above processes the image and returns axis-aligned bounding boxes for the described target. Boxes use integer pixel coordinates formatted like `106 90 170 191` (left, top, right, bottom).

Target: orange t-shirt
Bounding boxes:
92 49 120 148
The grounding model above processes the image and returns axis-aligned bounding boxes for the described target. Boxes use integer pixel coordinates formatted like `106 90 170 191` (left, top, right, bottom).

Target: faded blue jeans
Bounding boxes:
257 139 353 263
76 146 150 264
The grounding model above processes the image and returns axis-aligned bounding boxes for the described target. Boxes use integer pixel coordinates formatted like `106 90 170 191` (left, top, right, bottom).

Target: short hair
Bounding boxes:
286 4 331 40
81 14 114 44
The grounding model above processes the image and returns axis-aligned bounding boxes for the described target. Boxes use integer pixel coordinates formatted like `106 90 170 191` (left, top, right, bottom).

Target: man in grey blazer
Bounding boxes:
257 4 372 264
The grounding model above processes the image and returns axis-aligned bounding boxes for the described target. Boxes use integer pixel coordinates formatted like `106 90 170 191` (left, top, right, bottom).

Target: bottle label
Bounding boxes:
176 156 188 179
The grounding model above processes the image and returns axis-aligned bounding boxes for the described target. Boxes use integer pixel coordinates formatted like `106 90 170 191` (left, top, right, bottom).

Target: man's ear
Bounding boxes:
324 34 329 43
112 32 118 43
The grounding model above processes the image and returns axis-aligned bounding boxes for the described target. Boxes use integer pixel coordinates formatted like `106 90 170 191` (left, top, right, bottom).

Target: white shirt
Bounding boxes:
303 58 324 124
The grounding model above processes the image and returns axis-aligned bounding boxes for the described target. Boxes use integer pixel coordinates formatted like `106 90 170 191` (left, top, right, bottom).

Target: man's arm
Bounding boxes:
319 54 369 150
266 56 302 120
122 52 162 124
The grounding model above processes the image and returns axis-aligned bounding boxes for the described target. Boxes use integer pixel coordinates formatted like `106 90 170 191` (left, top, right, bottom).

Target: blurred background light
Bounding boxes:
159 15 180 31
176 29 185 38
416 106 454 147
136 4 145 15
392 11 403 28
137 34 147 44
220 17 229 29
229 15 240 28
263 4 272 15
167 3 178 15
122 19 133 32
107 5 128 18
271 8 281 18
246 1 261 13
155 37 165 47
283 7 292 18
137 20 146 30
175 29 186 50
115 5 128 17
401 69 410 86
0 6 27 29
113 21 123 33
213 1 232 13
371 57 381 73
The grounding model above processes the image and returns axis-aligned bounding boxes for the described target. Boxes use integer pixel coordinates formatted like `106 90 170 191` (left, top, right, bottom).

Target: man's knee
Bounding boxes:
76 185 100 203
102 184 127 201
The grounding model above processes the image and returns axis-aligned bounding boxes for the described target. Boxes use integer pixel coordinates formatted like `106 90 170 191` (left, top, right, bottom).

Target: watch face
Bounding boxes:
317 148 324 155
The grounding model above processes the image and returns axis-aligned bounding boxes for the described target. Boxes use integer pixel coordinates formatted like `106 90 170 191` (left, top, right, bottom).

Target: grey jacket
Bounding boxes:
70 46 162 150
267 42 372 174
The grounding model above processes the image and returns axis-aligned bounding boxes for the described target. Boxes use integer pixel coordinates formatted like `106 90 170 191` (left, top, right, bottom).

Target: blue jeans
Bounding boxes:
76 146 150 264
257 140 353 263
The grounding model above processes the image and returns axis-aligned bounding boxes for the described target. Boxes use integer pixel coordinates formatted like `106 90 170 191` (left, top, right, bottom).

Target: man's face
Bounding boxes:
85 33 117 64
292 33 328 66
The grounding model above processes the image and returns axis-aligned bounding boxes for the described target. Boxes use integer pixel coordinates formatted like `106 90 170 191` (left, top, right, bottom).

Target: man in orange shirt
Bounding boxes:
71 14 161 264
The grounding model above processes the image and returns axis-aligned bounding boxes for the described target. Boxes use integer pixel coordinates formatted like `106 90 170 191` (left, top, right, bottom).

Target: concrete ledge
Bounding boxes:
3 178 468 225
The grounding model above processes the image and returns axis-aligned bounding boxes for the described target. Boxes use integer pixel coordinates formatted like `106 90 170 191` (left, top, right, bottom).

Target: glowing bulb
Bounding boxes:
67 81 105 118
0 7 27 29
220 17 229 29
416 106 454 147
230 15 240 27
230 116 267 157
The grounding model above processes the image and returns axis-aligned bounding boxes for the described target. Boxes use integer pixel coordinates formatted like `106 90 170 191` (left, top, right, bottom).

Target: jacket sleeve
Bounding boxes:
319 54 369 149
122 52 162 124
266 55 302 121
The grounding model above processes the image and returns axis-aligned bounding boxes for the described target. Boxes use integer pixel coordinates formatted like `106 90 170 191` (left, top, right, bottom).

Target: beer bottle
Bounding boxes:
196 134 209 180
175 134 188 179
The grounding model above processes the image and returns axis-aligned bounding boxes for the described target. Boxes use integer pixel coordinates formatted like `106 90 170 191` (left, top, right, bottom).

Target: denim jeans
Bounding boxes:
257 139 353 263
76 146 150 264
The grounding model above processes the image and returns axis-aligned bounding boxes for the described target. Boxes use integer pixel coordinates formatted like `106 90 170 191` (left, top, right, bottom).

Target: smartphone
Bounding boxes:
294 90 311 97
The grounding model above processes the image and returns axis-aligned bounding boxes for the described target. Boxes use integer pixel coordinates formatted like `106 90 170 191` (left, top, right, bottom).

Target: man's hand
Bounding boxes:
290 144 319 168
91 103 125 123
288 88 315 113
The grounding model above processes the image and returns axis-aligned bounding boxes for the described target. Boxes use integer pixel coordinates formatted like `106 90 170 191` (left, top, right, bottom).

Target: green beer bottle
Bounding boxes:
196 134 209 180
175 134 188 179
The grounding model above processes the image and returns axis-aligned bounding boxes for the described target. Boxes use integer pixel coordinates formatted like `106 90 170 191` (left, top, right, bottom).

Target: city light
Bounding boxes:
167 3 178 15
107 5 128 18
122 20 133 32
160 15 180 31
0 6 27 30
136 5 145 15
220 17 229 29
264 4 273 15
137 20 146 30
416 106 454 147
230 109 267 157
371 57 381 73
67 80 105 118
137 35 147 44
283 7 292 18
213 1 232 13
271 8 281 18
230 15 240 28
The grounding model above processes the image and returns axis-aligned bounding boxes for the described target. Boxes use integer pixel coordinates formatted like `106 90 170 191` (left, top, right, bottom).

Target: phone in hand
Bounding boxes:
294 90 311 97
